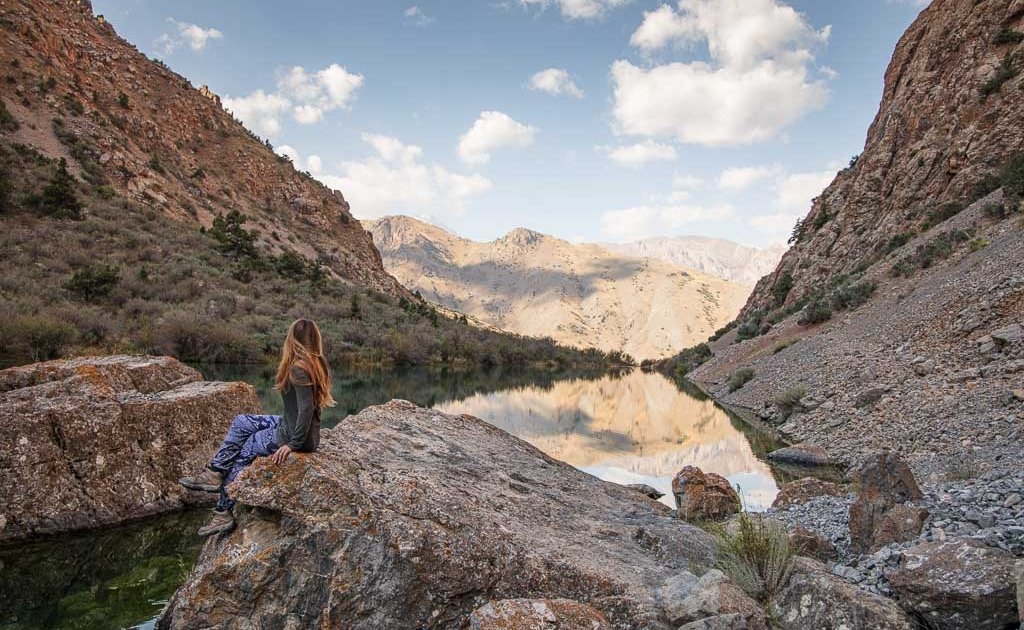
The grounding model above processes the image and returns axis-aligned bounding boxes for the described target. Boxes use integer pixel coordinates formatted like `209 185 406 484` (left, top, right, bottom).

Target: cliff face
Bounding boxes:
0 0 403 295
747 0 1024 315
367 216 750 362
686 0 1024 479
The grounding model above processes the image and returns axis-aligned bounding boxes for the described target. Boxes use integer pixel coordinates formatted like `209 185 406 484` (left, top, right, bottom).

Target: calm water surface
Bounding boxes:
1 365 788 629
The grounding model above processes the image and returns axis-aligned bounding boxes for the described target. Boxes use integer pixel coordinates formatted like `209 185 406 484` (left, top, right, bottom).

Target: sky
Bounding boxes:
92 0 929 247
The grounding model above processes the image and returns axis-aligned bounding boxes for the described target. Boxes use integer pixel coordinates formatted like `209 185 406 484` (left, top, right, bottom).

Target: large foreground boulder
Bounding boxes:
888 538 1019 630
771 557 914 630
0 355 258 542
469 599 609 629
159 401 719 629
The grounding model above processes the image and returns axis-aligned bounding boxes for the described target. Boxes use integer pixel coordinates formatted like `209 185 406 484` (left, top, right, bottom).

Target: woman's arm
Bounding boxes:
287 365 316 451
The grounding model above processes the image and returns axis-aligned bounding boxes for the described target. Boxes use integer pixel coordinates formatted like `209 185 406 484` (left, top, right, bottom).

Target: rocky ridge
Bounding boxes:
0 355 258 543
604 237 786 287
367 215 749 361
0 0 404 294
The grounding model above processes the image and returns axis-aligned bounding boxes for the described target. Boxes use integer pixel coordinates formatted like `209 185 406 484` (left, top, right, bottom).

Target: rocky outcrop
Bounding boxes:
159 401 721 629
888 538 1019 630
626 483 665 500
849 452 925 553
772 478 841 510
771 557 914 630
469 599 609 630
0 355 258 542
672 466 741 521
1 0 405 295
744 0 1024 315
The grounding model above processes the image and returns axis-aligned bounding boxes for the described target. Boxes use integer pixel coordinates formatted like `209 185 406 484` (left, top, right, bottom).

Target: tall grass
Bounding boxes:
711 512 794 602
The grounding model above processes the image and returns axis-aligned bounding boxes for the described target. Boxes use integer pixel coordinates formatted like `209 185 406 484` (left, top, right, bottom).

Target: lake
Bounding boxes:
0 365 790 630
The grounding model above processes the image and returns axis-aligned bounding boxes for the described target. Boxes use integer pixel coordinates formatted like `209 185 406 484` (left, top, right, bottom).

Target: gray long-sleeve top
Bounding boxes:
275 366 321 452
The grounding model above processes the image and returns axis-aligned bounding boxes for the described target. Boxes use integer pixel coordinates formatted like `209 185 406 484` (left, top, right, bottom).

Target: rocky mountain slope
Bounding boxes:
605 237 786 286
684 0 1024 479
0 0 401 294
367 216 749 362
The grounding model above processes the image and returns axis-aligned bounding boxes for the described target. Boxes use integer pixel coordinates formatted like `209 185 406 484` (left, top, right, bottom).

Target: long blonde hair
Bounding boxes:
275 318 336 408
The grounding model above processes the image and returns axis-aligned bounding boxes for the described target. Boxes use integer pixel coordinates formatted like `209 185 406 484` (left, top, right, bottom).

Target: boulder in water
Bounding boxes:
0 355 258 543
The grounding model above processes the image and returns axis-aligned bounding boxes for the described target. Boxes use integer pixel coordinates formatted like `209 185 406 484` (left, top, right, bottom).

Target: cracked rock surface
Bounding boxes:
0 355 259 543
159 400 719 630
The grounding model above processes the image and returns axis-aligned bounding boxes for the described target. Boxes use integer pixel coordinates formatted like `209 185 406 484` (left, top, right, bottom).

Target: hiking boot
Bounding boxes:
197 509 235 537
179 468 224 493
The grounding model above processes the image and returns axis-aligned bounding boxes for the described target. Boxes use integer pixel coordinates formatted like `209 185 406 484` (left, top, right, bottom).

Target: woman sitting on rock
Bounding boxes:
180 318 335 536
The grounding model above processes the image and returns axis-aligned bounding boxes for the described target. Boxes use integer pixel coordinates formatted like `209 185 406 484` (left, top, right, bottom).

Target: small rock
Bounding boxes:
772 478 842 510
672 466 741 522
624 483 664 500
767 443 831 467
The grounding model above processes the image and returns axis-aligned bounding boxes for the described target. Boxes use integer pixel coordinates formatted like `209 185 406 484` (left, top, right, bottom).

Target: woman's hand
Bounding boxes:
270 444 292 465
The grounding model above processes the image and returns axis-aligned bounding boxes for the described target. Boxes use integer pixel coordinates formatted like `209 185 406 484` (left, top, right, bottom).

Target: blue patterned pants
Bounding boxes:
210 414 281 511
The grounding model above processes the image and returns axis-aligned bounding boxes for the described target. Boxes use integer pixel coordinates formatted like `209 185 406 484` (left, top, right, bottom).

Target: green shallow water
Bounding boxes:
1 365 801 629
0 510 206 630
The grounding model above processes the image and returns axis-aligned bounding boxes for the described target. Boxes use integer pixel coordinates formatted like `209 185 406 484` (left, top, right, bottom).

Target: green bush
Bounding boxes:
774 386 807 420
1000 152 1024 202
31 158 83 219
709 320 736 342
772 271 794 307
710 513 793 602
727 367 755 392
798 295 832 325
0 99 18 132
65 265 119 301
207 210 258 259
993 28 1024 45
117 92 130 108
772 339 797 354
667 342 712 378
2 314 77 362
980 54 1019 97
830 279 876 311
156 312 261 364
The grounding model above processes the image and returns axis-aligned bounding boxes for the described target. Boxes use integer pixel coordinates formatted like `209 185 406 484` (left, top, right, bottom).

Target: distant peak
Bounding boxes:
501 227 546 246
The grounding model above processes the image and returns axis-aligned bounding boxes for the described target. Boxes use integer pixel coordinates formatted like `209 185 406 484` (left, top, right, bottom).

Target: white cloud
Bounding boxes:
457 111 538 166
274 144 300 163
223 89 290 137
773 168 836 213
155 19 223 55
747 166 838 235
404 6 436 26
306 155 322 175
672 173 705 189
518 0 630 20
529 68 585 98
718 164 781 191
223 63 364 137
600 203 734 241
317 134 492 218
273 145 323 176
613 0 831 146
604 140 678 168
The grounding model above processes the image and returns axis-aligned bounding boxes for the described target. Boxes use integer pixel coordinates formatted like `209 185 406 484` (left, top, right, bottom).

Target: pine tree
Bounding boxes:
36 158 83 219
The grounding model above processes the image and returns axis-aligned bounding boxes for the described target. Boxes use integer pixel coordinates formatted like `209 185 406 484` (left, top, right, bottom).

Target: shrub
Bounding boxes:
709 320 736 342
1000 152 1024 202
32 158 83 219
980 54 1018 97
968 236 990 252
772 271 794 307
668 342 712 377
993 28 1024 45
798 296 832 325
922 201 965 230
710 512 793 602
207 209 258 259
273 249 309 280
727 367 755 392
117 92 130 108
774 386 807 420
830 279 876 311
788 218 806 245
735 312 769 342
64 264 119 300
156 312 261 363
0 99 18 132
772 338 797 354
2 314 77 362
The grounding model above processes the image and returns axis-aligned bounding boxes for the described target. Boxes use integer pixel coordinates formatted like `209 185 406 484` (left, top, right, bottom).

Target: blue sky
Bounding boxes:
93 0 928 247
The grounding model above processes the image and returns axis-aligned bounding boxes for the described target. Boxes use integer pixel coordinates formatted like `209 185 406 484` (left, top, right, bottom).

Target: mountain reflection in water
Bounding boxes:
434 370 781 511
